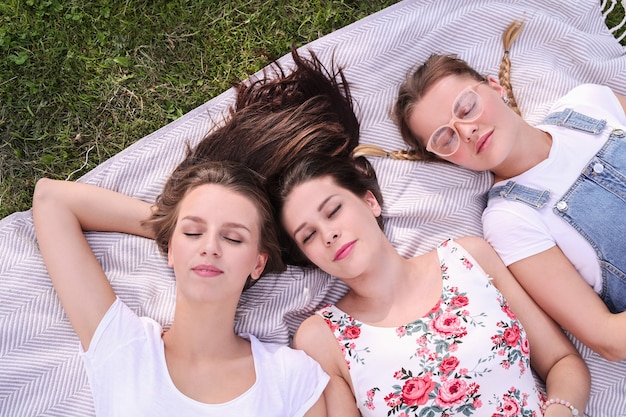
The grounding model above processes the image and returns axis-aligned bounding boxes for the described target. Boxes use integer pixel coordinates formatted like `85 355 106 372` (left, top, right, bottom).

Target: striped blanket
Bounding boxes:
1 0 625 416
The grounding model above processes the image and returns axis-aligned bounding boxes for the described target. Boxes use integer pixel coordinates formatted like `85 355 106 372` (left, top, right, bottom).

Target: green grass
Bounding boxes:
1 0 624 218
0 0 399 218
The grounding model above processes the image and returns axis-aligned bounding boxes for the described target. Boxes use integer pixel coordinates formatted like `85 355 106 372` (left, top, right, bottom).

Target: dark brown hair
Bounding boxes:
271 154 384 266
143 161 285 283
175 47 359 181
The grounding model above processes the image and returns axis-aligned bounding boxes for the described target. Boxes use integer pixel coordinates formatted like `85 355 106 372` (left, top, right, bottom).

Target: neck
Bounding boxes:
493 127 552 183
339 239 414 314
164 296 243 359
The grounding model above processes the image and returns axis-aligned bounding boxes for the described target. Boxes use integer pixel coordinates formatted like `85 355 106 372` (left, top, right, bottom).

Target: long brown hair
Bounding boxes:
175 47 359 181
144 161 285 280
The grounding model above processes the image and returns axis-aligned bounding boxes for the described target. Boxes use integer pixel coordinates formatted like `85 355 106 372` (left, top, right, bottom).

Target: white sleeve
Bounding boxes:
545 84 626 125
284 348 329 417
253 338 329 417
482 204 556 266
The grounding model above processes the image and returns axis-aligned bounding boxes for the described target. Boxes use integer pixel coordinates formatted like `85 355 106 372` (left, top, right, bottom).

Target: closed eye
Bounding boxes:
223 236 242 244
328 204 341 218
302 231 315 245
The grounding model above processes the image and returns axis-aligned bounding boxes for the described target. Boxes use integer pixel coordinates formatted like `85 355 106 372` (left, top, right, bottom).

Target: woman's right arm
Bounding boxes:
33 179 154 350
509 246 626 361
293 315 360 417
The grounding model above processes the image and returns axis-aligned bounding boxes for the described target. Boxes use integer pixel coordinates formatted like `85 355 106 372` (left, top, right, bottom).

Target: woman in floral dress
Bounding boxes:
272 154 590 417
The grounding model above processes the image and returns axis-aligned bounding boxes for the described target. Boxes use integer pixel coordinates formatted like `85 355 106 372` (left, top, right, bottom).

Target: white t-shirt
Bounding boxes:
483 84 626 293
80 298 329 417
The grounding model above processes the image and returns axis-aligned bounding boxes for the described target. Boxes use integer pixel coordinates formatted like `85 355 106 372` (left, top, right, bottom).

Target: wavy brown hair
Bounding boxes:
174 46 359 181
143 161 285 285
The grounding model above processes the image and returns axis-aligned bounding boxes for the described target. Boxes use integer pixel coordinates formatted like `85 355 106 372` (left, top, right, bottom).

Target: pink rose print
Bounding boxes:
428 299 442 315
461 257 473 269
362 387 379 411
401 375 436 407
435 379 469 408
520 337 530 355
503 325 521 347
450 295 469 308
438 356 460 375
493 387 536 417
396 326 407 338
384 392 402 407
501 303 517 320
431 312 464 337
344 325 361 339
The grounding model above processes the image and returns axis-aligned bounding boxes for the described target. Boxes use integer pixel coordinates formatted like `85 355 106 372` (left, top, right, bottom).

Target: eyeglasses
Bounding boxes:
426 82 485 157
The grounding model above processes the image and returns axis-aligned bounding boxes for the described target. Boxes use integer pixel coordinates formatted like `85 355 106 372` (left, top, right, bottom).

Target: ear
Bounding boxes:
250 252 268 280
364 190 382 217
486 76 506 95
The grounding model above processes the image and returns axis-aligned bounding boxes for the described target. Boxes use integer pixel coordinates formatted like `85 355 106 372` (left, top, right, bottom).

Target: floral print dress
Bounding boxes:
316 239 544 417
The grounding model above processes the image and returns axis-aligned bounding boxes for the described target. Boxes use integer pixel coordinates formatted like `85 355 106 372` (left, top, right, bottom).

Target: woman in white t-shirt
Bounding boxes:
32 160 328 417
385 22 626 362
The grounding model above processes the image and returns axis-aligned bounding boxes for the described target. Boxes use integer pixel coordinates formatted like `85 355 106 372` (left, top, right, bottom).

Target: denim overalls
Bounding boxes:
488 109 626 313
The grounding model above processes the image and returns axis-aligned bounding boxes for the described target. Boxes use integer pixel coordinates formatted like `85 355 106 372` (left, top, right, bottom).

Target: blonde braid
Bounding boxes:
498 20 525 116
352 144 420 161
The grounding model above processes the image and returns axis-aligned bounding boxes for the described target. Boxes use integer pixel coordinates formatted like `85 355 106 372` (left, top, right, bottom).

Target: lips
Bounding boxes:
475 130 493 154
192 264 223 277
334 240 356 261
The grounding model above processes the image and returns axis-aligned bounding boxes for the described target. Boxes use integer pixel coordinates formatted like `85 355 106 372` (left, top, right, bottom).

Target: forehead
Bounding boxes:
178 184 260 224
283 176 340 212
409 76 477 130
423 75 477 105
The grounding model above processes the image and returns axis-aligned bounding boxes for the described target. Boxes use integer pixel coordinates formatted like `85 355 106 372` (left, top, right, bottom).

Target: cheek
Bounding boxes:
407 112 428 143
167 246 174 268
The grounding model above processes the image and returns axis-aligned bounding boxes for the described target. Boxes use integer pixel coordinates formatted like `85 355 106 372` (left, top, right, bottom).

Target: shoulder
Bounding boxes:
84 298 162 357
558 84 613 105
436 236 490 256
293 313 334 350
293 313 348 377
250 336 329 399
453 236 503 271
251 335 322 373
549 84 623 120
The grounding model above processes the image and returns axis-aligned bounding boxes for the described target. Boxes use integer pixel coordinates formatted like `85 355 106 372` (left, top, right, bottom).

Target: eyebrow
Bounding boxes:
292 195 335 237
180 216 251 232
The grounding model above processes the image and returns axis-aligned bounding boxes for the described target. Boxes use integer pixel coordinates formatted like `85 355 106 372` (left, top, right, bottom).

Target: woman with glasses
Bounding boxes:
385 22 626 362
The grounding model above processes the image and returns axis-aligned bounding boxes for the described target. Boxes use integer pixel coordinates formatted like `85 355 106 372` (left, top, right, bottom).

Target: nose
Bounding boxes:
200 234 221 257
324 230 340 247
453 120 478 142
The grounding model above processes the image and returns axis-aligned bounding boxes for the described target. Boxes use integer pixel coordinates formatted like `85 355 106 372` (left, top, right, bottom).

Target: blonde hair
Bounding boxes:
357 20 526 161
498 20 525 116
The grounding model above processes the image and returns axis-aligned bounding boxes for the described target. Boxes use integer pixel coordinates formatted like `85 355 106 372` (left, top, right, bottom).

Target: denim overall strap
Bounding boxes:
487 109 606 207
488 108 626 312
488 181 550 208
541 108 607 134
552 127 626 312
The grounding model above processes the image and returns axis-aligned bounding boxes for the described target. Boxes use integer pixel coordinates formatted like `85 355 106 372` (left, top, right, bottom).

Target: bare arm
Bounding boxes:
293 315 360 417
303 395 327 417
458 236 590 416
615 91 626 115
33 179 154 350
509 246 626 361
